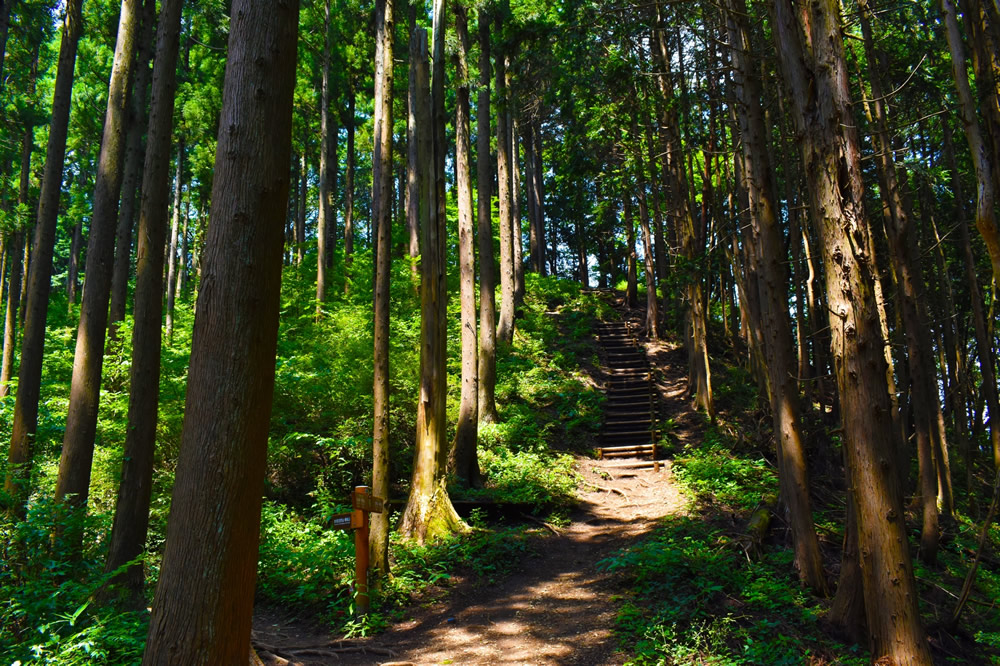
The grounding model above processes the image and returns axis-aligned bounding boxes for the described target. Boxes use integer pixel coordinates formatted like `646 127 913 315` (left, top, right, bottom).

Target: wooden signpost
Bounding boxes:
330 486 384 616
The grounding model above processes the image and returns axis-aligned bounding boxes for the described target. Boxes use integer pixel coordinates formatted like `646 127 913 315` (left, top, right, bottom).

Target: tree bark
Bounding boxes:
477 10 498 424
369 0 394 577
315 0 333 313
164 140 184 342
345 89 357 293
54 0 142 536
624 185 638 309
141 1 299 661
110 0 157 338
632 116 659 340
495 7 515 346
859 0 945 560
3 0 85 518
532 119 546 277
104 0 184 606
400 16 466 544
725 0 827 593
770 0 931 660
943 0 1000 470
406 3 420 284
509 67 525 306
67 215 82 309
449 2 480 489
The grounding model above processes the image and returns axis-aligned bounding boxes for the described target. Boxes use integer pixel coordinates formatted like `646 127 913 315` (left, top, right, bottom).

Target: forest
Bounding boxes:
1 0 1000 663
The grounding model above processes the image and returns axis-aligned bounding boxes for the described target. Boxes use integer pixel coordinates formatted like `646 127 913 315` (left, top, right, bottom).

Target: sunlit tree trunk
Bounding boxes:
495 7 515 345
54 0 142 541
3 0 84 518
110 0 157 338
478 10 498 424
104 0 184 606
725 0 827 593
141 2 299 661
859 0 948 558
316 0 333 313
406 3 420 284
165 140 184 342
450 1 480 488
400 16 466 544
632 116 659 339
370 0 395 576
943 0 1000 470
624 184 638 309
770 0 931 660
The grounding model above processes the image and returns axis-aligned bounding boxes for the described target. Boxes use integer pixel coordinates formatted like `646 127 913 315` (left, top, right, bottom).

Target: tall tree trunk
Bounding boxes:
315 0 333 314
400 13 465 544
54 0 142 536
449 2 480 488
943 0 1000 470
509 70 525 306
141 1 299 661
0 42 39 397
524 123 540 274
369 0 394 577
109 0 157 338
726 0 827 593
477 10 498 424
104 0 184 606
770 0 931 660
164 140 184 342
344 89 356 293
859 0 945 559
495 8 515 345
632 116 659 339
67 215 83 309
624 186 638 308
296 150 306 266
532 119 546 277
3 0 85 518
406 3 420 284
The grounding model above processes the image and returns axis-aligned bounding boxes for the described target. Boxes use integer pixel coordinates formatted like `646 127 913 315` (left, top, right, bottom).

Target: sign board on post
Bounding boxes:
330 512 353 530
353 486 371 617
352 491 384 514
329 487 386 617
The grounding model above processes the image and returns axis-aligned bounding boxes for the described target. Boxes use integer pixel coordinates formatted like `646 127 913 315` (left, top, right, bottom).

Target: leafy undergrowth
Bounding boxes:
0 267 605 661
605 362 1000 665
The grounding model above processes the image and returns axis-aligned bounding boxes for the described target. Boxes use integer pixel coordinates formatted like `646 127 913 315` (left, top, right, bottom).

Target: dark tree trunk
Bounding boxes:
495 8 515 345
449 2 480 488
109 0 157 338
141 1 299 661
67 215 82 309
104 0 184 606
316 0 334 312
406 3 420 284
400 12 465 544
3 0 85 518
624 190 638 309
770 0 931 660
477 10 498 424
726 0 827 593
55 0 142 539
369 0 394 577
164 140 184 341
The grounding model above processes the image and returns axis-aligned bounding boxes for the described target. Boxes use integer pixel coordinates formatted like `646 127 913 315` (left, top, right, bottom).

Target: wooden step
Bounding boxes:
597 443 657 459
598 460 663 471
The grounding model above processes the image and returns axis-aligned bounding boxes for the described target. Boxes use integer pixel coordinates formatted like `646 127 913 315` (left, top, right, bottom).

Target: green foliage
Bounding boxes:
671 426 778 512
255 501 356 611
0 500 148 666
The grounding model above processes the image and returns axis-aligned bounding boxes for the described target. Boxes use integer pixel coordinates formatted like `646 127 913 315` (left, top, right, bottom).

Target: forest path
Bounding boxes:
255 297 696 666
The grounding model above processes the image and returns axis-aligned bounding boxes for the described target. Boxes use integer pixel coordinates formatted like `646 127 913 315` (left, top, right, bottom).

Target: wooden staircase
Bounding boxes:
596 319 660 469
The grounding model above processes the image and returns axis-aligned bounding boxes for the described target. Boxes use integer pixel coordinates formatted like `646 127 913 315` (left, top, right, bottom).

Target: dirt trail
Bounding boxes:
255 301 696 665
256 458 688 666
